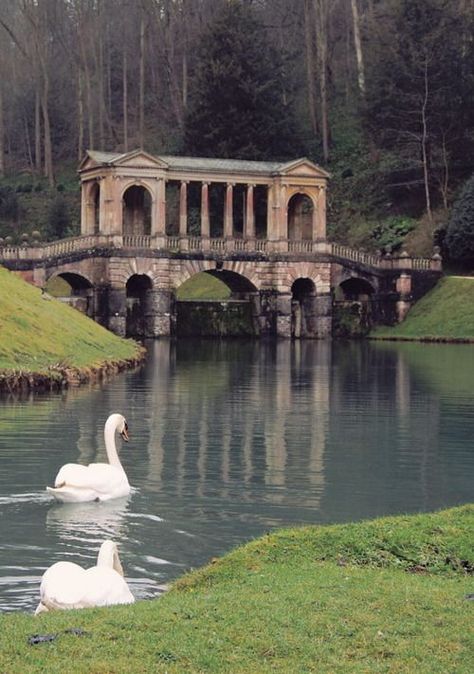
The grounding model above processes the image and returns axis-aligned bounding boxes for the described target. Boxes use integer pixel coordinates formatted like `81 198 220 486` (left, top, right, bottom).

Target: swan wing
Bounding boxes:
52 463 129 497
39 561 86 609
80 567 135 607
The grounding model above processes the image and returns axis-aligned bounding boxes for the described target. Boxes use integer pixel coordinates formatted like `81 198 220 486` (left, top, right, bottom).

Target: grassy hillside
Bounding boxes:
372 276 474 340
0 505 472 673
0 266 140 372
176 271 231 300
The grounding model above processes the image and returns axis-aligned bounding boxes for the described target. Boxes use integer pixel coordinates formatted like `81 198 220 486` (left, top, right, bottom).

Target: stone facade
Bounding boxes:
0 150 443 339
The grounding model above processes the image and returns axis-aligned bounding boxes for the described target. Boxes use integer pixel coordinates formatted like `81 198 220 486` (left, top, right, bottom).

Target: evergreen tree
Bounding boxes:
182 1 303 160
48 196 71 240
444 174 474 263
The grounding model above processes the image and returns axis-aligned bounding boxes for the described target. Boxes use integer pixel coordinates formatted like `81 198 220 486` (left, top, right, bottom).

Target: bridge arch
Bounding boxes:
122 183 152 236
338 277 375 301
171 259 260 292
46 272 94 316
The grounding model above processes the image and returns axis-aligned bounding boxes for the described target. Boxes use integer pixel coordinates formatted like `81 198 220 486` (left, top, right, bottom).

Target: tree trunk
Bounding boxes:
123 47 128 152
41 70 54 186
35 87 42 172
139 14 145 148
0 85 4 177
313 0 330 162
78 69 84 161
421 58 432 223
304 0 319 136
350 0 365 95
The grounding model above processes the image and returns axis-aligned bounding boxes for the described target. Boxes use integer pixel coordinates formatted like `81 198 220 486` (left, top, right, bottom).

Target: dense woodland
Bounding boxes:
0 0 473 261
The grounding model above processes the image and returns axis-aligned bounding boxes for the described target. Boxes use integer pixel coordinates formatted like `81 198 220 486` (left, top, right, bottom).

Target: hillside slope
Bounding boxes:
0 266 140 373
372 276 474 340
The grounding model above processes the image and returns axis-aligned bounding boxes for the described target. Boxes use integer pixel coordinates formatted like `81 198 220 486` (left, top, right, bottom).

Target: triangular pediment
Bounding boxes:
114 149 168 169
79 149 168 171
277 158 330 179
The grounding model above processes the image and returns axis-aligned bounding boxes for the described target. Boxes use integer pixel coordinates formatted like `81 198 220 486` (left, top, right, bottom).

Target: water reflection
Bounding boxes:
0 339 473 612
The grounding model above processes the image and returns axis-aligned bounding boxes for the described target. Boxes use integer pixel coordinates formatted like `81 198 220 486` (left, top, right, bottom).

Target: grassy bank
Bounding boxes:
372 276 474 341
0 266 143 387
0 505 472 673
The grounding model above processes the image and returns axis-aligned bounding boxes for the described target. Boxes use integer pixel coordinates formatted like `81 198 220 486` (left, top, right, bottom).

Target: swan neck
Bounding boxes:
97 542 124 575
104 417 123 469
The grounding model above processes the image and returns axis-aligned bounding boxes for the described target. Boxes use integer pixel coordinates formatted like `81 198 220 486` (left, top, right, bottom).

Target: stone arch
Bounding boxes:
291 277 316 339
46 272 94 316
282 263 327 294
109 258 159 289
122 183 152 236
287 192 315 240
170 259 260 292
83 180 101 233
337 277 375 301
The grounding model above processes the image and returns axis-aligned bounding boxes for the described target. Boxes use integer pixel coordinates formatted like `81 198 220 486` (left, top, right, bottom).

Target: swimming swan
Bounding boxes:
35 540 135 613
47 413 131 503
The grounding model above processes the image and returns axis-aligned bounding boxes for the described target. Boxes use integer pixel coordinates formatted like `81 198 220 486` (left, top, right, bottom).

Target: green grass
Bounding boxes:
0 266 140 372
1 506 472 673
372 276 474 340
176 272 231 300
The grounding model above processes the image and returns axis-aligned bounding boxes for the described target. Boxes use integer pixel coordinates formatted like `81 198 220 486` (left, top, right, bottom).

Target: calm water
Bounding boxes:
0 340 473 613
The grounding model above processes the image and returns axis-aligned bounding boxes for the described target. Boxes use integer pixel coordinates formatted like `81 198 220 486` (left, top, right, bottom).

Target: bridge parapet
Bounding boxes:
0 234 442 272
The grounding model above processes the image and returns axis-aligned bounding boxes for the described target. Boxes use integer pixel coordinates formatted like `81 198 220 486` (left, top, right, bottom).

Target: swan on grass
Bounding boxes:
47 413 131 503
35 540 135 614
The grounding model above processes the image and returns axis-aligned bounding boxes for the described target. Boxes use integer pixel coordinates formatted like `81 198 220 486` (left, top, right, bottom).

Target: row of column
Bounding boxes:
177 181 256 239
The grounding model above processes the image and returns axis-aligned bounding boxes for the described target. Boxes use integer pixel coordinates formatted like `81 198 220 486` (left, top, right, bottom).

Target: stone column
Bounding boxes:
152 178 166 236
107 287 127 337
224 183 234 238
266 184 277 242
244 184 255 239
179 181 188 236
318 185 327 239
81 181 92 235
279 184 287 240
200 182 210 238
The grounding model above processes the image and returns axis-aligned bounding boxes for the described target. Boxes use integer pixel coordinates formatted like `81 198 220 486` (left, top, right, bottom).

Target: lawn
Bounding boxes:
372 276 474 340
0 266 140 372
1 505 472 673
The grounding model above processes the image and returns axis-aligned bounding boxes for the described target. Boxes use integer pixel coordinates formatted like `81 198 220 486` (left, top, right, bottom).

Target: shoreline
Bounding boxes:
369 335 474 343
0 346 146 393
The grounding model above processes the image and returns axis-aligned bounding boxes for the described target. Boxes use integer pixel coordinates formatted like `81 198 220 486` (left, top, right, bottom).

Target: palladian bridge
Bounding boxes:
0 150 442 338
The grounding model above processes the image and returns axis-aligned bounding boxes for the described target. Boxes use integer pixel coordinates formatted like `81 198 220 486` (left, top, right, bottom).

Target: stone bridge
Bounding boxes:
0 149 442 338
0 234 442 338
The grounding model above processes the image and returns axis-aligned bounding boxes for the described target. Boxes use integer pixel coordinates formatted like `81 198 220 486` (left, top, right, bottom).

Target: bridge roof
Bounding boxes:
80 150 329 178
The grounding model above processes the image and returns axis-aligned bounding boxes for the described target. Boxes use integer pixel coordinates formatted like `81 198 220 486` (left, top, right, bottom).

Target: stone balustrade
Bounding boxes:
0 234 442 272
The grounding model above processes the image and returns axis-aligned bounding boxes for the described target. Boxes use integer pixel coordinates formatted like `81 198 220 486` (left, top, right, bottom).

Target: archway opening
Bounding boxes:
126 274 152 338
291 277 316 338
123 185 152 236
45 272 93 316
333 278 375 338
287 193 313 240
338 278 374 301
175 270 258 337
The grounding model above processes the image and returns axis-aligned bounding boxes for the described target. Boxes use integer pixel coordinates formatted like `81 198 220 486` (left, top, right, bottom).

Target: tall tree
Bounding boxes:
183 0 303 160
364 0 474 220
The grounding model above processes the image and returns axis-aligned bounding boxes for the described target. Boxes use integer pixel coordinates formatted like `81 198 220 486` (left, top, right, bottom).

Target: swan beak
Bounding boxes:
121 423 129 442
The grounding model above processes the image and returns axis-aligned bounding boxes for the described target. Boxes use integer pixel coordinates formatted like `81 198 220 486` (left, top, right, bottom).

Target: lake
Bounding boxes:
0 339 473 612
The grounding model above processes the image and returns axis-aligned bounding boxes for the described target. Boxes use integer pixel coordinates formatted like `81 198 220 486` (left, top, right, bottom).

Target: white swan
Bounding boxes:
47 413 131 503
35 540 135 614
